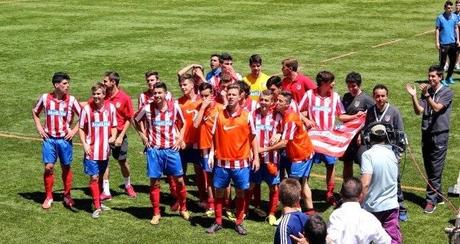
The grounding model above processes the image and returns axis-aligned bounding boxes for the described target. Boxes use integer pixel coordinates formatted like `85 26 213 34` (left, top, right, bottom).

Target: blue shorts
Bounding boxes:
287 159 313 179
250 164 280 186
146 148 183 179
213 166 250 190
180 147 201 164
201 156 212 173
83 158 108 176
42 137 73 165
312 153 337 165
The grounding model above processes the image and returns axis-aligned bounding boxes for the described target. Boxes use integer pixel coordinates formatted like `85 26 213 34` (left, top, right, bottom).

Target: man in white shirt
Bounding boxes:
327 177 391 244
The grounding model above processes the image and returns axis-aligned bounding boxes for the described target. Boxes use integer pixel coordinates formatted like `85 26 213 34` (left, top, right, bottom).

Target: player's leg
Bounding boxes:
164 148 189 220
324 155 337 206
232 167 250 235
57 138 74 207
206 166 230 233
201 149 214 215
100 166 112 201
116 136 136 197
41 138 57 209
84 158 102 218
265 165 280 225
146 147 163 224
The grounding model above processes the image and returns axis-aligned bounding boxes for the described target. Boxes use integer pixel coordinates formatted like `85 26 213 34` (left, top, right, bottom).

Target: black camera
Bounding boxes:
361 122 408 154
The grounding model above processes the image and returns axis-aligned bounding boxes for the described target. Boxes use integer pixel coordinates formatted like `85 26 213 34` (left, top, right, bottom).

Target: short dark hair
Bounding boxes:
179 73 194 84
210 53 223 64
249 54 262 65
153 81 167 92
316 71 335 86
52 72 70 85
428 64 444 79
304 214 327 244
345 71 362 87
266 75 282 89
445 0 454 8
279 178 301 207
260 89 273 97
238 81 251 97
199 82 213 92
279 91 293 104
104 71 120 86
372 84 388 96
221 52 233 61
145 71 159 79
227 84 241 94
282 58 298 72
340 177 362 202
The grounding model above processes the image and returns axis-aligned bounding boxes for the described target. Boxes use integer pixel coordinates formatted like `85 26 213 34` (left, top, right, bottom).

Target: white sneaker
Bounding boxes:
101 204 111 211
42 198 53 209
92 209 102 218
444 63 449 71
455 64 460 70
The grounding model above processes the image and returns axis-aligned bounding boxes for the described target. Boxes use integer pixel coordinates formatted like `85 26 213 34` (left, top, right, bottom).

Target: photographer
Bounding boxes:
406 65 453 214
361 124 401 244
363 84 408 221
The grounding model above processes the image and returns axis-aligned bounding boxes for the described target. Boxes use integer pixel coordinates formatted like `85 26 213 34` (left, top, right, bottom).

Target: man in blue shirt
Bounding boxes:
435 0 460 85
274 178 309 244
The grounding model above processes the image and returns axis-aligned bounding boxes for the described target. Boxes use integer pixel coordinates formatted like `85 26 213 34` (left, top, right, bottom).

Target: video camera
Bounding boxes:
361 122 408 154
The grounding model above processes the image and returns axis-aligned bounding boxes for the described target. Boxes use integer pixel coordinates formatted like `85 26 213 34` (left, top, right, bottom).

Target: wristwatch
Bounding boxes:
423 94 431 99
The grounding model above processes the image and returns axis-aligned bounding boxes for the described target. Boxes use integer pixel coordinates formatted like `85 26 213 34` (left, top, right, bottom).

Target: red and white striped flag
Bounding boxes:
307 115 366 157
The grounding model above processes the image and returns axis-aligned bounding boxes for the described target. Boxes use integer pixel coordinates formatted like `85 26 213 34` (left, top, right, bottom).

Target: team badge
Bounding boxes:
384 115 391 122
354 101 360 107
296 84 302 90
116 102 121 108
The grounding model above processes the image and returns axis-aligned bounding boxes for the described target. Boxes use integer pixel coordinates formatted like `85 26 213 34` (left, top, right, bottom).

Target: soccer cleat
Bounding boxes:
437 200 445 205
100 193 112 201
441 79 449 87
205 209 215 217
92 209 102 219
234 224 247 235
206 222 223 234
253 207 267 218
225 210 236 222
447 77 455 84
180 210 190 221
150 215 161 225
267 214 278 226
63 195 75 208
42 198 53 209
424 203 436 214
399 211 408 222
125 185 137 198
170 201 180 212
101 204 111 211
327 195 337 207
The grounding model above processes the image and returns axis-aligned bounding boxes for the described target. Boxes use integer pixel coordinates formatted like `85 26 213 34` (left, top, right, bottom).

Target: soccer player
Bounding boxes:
78 83 117 218
280 58 316 103
177 74 207 209
268 91 315 214
274 178 309 244
101 71 137 200
32 72 81 209
206 53 222 82
138 71 173 109
246 90 282 225
193 82 225 216
266 75 299 112
134 81 189 225
298 71 364 206
243 54 270 100
220 52 243 82
238 81 258 112
205 84 260 235
340 72 374 179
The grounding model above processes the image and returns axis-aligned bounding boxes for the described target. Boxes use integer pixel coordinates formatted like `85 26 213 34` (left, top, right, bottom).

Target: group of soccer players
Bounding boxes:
33 53 369 235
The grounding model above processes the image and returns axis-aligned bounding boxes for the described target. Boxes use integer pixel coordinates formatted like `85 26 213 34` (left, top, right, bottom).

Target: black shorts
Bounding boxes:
110 135 128 161
339 134 365 165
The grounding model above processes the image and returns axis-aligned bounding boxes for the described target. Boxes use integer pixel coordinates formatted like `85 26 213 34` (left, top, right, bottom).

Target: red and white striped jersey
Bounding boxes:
33 93 81 137
299 89 345 131
135 102 185 149
137 91 173 110
252 109 282 165
79 102 117 160
242 97 259 112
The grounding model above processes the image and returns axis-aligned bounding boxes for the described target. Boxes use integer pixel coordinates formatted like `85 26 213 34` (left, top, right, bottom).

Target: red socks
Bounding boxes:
89 179 101 209
176 180 187 211
268 187 279 215
193 164 207 203
253 184 261 208
167 176 177 199
44 170 54 199
214 197 223 225
150 184 161 215
61 166 73 197
235 197 246 225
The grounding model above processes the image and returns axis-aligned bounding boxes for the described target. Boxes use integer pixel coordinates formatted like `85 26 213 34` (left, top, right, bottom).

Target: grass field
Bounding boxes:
1 0 459 243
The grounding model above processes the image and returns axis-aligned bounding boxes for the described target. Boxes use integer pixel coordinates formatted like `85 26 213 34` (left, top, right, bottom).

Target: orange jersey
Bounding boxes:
281 109 314 162
177 95 202 147
212 107 256 167
198 102 224 150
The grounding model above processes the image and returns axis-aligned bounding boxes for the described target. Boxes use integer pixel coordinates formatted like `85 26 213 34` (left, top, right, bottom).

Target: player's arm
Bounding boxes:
65 100 82 140
435 26 440 50
338 112 364 122
78 127 91 157
32 96 49 139
193 100 210 128
115 119 130 146
172 104 186 151
360 173 372 203
406 84 424 115
300 111 316 129
133 110 149 147
250 133 260 171
360 152 373 201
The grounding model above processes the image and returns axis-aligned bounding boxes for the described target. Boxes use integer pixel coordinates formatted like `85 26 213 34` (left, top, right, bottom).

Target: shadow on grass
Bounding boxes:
18 191 94 213
401 190 426 208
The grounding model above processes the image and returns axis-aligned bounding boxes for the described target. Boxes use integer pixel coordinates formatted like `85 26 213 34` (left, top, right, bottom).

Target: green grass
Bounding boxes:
0 0 459 243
